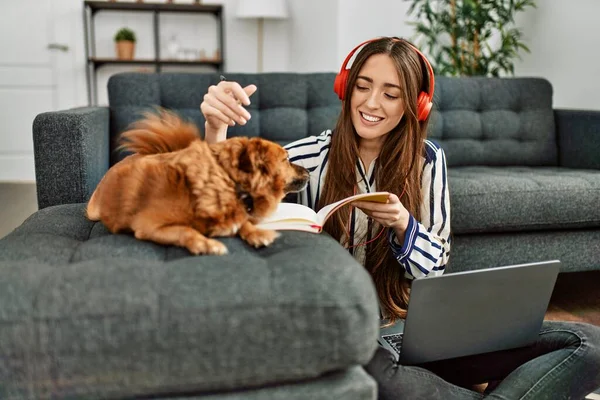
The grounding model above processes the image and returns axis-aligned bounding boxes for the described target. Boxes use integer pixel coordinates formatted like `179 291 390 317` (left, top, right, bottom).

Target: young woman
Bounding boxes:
200 36 600 400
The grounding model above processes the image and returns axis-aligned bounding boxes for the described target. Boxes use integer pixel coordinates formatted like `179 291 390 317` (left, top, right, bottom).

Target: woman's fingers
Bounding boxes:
200 81 257 128
226 82 255 106
200 100 235 126
353 194 409 229
387 193 401 204
243 84 258 100
205 95 245 125
217 83 252 117
217 81 254 121
353 202 401 227
208 86 249 124
354 201 392 213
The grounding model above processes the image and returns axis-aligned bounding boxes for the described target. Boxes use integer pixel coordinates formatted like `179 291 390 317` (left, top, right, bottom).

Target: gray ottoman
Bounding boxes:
0 204 379 399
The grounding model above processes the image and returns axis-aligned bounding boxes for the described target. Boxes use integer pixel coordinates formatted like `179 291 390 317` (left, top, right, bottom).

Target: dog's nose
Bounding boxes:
294 164 309 177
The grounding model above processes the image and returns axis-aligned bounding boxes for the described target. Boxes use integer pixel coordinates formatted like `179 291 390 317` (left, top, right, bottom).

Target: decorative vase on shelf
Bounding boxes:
116 41 135 60
114 27 136 60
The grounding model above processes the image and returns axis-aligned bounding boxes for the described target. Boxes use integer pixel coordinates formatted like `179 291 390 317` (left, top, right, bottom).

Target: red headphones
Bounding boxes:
333 37 435 122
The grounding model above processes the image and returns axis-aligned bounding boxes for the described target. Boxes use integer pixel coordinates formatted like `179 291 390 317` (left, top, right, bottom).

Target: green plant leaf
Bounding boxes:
114 27 136 43
408 0 536 76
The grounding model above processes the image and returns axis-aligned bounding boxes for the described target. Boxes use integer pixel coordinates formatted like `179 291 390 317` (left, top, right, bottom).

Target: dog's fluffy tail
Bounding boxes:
117 109 200 155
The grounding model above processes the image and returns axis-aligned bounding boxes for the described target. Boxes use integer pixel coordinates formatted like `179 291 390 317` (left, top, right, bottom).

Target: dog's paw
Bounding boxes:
242 228 280 248
187 238 228 255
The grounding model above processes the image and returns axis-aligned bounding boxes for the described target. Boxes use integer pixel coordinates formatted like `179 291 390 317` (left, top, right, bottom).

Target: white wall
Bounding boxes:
288 0 339 73
512 0 600 109
337 0 414 62
333 0 600 110
41 0 600 110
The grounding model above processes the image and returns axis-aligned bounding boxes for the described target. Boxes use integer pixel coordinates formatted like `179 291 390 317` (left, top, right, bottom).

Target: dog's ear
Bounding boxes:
252 139 271 175
238 147 254 173
240 139 271 175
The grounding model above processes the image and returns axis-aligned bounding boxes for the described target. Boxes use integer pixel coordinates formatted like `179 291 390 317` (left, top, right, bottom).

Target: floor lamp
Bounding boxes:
236 0 289 72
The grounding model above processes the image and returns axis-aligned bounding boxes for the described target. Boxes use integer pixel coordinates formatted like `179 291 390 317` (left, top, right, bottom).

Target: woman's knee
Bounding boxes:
575 322 600 367
541 321 600 370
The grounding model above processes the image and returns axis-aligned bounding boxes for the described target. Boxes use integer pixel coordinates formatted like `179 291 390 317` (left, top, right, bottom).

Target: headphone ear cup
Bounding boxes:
334 70 350 100
417 91 433 121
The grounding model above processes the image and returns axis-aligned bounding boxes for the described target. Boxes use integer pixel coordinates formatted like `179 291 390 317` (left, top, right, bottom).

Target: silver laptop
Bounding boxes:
379 260 561 365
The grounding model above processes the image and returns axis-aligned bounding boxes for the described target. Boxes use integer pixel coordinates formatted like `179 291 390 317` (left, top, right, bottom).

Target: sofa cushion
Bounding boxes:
107 74 558 169
429 77 558 167
0 204 379 399
448 229 600 273
449 167 600 234
107 72 342 165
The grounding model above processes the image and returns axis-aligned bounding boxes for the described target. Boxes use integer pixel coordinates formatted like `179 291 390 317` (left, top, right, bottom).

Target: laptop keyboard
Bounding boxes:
382 333 404 353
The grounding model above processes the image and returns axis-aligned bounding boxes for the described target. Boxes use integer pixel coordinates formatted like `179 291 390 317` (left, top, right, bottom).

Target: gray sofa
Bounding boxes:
0 72 598 399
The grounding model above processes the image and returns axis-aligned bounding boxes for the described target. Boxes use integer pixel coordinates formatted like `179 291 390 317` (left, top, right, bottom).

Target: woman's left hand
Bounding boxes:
353 193 410 232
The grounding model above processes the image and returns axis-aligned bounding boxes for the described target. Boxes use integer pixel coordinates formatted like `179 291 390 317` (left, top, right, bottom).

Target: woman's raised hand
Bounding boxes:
200 79 257 143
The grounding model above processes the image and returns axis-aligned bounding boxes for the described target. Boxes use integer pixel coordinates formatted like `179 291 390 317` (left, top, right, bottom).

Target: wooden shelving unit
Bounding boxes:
83 0 225 105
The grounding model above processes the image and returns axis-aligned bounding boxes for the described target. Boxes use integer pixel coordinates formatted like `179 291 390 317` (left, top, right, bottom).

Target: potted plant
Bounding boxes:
407 0 536 77
114 27 136 60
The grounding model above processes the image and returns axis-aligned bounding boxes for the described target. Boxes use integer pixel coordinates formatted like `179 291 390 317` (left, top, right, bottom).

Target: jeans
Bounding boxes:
364 321 600 400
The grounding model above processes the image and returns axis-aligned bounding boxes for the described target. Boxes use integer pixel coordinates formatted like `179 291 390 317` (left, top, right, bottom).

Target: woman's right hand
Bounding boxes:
200 80 257 142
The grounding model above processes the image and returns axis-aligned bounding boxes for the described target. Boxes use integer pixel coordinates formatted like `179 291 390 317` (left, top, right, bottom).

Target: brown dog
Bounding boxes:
86 109 309 255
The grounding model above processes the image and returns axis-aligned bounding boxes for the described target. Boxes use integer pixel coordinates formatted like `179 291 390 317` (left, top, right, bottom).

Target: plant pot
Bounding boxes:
115 40 135 60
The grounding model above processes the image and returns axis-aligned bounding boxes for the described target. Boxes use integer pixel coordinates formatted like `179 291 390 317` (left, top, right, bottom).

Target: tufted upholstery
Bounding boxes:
107 73 342 165
108 74 558 168
429 77 557 167
0 203 379 399
449 167 600 233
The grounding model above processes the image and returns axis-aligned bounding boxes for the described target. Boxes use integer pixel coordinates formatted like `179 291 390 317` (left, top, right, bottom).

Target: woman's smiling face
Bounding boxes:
350 53 406 147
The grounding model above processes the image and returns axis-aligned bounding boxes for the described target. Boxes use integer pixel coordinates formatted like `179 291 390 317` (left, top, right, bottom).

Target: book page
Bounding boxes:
258 203 319 225
316 192 389 225
253 222 321 233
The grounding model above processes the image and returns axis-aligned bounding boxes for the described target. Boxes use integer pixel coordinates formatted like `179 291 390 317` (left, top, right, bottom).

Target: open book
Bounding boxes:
256 192 389 233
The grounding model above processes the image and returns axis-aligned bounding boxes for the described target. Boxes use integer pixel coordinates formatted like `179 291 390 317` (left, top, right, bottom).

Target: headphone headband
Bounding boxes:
333 37 435 121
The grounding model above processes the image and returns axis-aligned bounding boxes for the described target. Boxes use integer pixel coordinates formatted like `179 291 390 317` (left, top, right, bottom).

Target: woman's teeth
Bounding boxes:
361 112 382 122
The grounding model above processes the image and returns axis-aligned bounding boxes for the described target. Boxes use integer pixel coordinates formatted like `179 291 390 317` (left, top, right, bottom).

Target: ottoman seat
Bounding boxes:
0 204 379 399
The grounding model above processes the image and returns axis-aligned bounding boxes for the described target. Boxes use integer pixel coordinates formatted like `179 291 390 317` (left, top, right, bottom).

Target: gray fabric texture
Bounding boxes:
107 72 342 165
107 73 558 167
164 368 376 400
448 228 600 273
33 106 110 210
449 166 600 234
33 73 596 212
555 108 600 170
428 77 558 167
0 204 380 399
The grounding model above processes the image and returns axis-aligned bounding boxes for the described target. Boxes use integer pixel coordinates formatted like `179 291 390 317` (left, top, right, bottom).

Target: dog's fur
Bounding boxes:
86 109 309 255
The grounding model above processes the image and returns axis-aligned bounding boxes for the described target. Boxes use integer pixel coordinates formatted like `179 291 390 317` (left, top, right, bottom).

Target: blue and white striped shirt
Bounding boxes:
284 130 451 280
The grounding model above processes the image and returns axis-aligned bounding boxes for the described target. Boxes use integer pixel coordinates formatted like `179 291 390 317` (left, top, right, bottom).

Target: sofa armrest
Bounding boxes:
555 108 600 169
33 107 110 209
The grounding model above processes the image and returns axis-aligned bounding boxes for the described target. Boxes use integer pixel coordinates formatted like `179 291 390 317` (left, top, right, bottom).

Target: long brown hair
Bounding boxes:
318 37 432 324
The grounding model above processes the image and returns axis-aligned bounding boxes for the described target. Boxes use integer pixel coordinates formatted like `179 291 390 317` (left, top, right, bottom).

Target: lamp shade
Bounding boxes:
236 0 289 19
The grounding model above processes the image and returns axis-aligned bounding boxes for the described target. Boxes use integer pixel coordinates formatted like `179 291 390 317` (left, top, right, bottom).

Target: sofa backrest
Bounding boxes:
107 72 342 165
108 72 558 167
430 76 558 167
